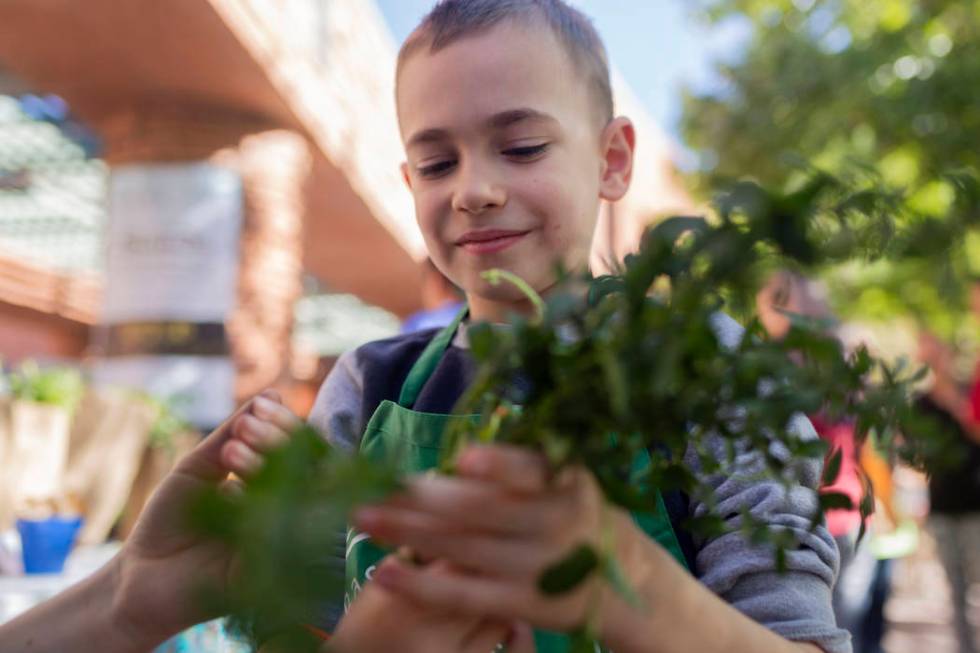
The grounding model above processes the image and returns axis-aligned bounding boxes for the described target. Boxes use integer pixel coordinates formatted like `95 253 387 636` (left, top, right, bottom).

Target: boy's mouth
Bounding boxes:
456 229 531 255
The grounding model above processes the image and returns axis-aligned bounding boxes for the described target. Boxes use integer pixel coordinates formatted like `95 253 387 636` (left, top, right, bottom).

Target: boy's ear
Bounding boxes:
401 162 413 190
598 117 635 203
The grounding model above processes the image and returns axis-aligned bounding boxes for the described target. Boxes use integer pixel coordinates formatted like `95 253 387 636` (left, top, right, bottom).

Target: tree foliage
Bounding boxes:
682 0 980 336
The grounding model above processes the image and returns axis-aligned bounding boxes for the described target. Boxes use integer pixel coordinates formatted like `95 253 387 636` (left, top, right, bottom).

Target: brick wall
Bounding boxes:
0 301 88 362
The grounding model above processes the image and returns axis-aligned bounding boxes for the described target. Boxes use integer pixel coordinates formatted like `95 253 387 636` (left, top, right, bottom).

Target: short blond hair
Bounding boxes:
397 0 613 122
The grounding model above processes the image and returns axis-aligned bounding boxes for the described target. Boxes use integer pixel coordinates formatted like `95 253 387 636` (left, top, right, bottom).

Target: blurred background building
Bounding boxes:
0 0 692 422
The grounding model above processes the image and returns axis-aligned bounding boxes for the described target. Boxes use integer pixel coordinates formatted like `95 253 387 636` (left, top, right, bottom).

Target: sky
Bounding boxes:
374 0 751 141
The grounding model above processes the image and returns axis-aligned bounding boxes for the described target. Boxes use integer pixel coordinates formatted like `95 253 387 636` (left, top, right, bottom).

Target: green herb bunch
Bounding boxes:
193 170 972 651
190 424 400 652
139 393 193 455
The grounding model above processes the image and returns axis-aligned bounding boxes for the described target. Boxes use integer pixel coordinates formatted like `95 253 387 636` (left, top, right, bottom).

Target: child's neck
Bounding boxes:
466 293 539 324
465 277 589 324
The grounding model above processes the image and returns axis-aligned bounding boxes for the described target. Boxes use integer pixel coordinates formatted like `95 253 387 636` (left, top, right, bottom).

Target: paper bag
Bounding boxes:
64 389 156 544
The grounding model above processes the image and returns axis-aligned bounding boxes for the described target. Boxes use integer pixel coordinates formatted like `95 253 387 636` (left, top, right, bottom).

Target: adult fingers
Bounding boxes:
456 444 550 494
218 391 299 477
231 413 290 453
257 387 282 403
218 476 246 499
219 439 264 477
250 391 302 432
173 398 255 481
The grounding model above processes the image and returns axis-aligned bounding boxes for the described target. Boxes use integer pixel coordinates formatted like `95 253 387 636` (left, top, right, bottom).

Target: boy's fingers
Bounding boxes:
505 622 537 653
373 558 517 621
355 507 547 577
460 619 512 653
355 506 457 543
456 444 549 494
375 559 581 633
391 475 562 536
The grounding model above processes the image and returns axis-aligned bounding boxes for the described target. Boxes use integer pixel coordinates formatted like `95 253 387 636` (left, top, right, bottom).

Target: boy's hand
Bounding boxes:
114 390 301 646
330 559 534 653
352 444 658 636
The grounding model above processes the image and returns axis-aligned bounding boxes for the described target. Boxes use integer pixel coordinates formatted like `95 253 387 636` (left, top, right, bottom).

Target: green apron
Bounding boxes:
345 309 689 652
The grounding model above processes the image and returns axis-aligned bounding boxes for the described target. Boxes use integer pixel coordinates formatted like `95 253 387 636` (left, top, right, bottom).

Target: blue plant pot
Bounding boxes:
16 516 83 574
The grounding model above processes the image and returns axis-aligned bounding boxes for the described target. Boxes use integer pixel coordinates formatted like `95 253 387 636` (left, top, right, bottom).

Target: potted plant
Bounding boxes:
7 361 84 504
6 361 85 573
117 394 198 540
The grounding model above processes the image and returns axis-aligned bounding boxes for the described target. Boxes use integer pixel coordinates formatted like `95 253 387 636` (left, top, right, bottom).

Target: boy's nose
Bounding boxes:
451 167 506 215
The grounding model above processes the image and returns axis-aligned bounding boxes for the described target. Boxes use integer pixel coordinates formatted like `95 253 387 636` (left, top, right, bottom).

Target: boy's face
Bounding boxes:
397 21 627 314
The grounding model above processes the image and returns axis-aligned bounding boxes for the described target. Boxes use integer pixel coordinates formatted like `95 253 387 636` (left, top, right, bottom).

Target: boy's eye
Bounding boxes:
417 159 457 178
502 143 548 160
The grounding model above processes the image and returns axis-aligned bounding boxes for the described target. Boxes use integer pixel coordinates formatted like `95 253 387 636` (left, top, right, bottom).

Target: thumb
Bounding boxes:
173 395 264 482
258 388 283 404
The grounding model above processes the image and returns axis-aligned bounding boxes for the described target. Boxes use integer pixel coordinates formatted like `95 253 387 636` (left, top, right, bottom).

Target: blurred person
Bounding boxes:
758 269 894 653
916 330 980 653
0 391 521 653
967 280 980 428
400 257 464 333
756 273 863 542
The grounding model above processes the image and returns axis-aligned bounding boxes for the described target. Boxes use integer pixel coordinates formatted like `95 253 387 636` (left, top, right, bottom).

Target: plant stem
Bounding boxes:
481 269 547 321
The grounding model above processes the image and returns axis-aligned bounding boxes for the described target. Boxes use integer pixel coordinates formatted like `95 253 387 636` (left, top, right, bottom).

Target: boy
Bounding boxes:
310 1 849 651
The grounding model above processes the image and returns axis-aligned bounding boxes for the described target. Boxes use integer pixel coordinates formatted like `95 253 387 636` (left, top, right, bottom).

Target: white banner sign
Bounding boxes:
103 163 242 323
92 163 242 427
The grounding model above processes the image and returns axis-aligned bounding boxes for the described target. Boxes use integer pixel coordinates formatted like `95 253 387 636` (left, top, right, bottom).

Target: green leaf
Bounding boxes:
602 553 642 608
538 544 600 595
648 215 710 244
856 480 876 545
597 474 653 512
568 631 599 653
774 545 787 574
822 447 844 486
819 491 854 512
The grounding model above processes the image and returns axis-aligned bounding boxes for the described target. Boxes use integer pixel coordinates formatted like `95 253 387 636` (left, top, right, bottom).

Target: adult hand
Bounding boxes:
1 390 303 653
113 390 301 646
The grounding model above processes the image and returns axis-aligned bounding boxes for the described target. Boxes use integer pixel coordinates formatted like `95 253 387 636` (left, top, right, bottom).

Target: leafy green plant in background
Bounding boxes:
7 360 85 414
137 393 193 455
192 170 969 652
